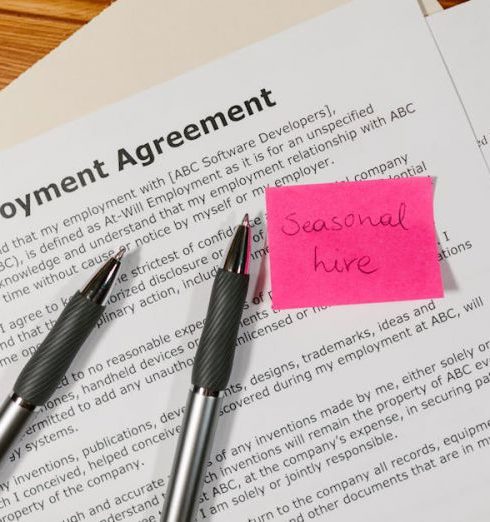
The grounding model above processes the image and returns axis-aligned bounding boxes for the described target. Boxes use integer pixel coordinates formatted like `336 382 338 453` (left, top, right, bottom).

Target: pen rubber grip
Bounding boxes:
13 292 104 406
192 269 249 390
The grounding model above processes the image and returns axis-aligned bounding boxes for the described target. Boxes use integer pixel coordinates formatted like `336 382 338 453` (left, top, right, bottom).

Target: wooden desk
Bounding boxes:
0 0 468 90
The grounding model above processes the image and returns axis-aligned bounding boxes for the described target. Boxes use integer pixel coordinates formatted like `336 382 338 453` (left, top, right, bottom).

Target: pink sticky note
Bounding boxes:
265 178 443 309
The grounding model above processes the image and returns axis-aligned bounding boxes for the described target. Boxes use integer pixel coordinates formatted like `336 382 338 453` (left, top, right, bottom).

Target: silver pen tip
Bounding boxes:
81 248 124 304
223 215 251 275
113 247 126 261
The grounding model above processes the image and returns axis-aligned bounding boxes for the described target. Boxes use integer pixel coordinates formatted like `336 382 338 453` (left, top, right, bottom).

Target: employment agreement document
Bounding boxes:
429 0 490 166
1 0 490 520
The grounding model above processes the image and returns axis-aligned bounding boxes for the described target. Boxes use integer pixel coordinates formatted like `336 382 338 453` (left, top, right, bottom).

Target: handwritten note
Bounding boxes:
266 178 443 309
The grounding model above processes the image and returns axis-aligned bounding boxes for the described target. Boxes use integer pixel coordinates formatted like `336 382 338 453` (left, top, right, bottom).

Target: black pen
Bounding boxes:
0 248 125 462
161 215 251 522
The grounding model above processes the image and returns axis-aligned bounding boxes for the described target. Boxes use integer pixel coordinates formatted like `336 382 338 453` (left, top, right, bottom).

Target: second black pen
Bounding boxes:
160 214 251 522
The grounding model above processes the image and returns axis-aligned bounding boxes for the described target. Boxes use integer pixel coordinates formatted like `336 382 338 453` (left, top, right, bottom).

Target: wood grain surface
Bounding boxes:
0 0 469 90
439 0 466 7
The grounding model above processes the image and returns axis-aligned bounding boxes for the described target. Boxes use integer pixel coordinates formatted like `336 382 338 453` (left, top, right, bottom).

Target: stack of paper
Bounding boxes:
1 1 490 521
429 0 490 164
0 0 441 149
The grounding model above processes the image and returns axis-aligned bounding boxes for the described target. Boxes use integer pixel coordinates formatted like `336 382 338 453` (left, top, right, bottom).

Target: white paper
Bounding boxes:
1 0 490 520
428 0 490 169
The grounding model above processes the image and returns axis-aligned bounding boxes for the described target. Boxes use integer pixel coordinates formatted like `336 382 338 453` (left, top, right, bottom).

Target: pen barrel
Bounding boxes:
192 269 249 390
161 388 222 522
14 291 104 406
0 394 35 461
